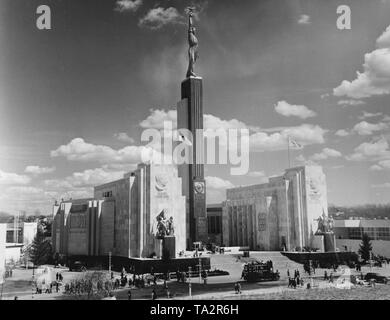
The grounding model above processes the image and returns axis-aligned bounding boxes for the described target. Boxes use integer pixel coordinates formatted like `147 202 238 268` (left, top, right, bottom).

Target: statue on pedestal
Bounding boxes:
155 209 175 239
186 7 199 78
315 210 334 235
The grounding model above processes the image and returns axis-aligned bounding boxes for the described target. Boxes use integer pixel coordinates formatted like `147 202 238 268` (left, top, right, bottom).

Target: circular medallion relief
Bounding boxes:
155 174 168 191
194 181 205 194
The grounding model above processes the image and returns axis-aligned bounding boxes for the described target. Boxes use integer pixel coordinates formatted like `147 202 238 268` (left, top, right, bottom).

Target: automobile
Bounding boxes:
364 273 388 284
355 278 369 286
69 261 87 272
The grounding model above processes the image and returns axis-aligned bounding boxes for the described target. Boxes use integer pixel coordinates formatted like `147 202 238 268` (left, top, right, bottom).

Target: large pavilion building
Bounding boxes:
222 166 329 251
52 164 186 259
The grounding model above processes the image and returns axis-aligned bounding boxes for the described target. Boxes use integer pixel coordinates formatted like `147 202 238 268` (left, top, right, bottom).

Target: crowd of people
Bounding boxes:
287 269 304 289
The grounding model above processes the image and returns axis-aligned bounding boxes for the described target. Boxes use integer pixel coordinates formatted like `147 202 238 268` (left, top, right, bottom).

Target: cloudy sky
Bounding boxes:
1 0 390 214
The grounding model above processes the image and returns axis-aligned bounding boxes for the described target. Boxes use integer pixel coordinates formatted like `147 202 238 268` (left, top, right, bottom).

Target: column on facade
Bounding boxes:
248 204 254 249
244 203 249 246
291 173 304 249
234 205 238 246
228 206 233 246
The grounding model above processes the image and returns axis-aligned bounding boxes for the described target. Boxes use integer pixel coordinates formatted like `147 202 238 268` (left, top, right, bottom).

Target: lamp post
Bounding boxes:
188 266 192 298
31 264 35 299
369 251 373 271
198 257 202 284
108 251 112 275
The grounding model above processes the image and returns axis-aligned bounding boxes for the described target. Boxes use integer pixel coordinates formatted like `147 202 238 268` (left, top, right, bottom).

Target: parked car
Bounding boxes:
355 278 368 286
364 273 388 284
69 261 87 272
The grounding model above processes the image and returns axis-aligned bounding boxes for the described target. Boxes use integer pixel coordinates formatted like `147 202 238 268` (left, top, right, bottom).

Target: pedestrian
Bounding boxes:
152 289 157 300
128 289 132 300
237 282 242 294
287 269 290 278
234 282 239 293
56 281 59 293
324 271 328 280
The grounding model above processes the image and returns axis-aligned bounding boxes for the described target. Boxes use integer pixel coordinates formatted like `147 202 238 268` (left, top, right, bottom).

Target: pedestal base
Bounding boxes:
154 239 163 259
163 236 176 259
313 235 325 252
324 233 336 252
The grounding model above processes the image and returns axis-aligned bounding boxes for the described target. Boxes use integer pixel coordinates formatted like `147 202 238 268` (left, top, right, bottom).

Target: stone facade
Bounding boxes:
52 164 186 259
222 166 328 251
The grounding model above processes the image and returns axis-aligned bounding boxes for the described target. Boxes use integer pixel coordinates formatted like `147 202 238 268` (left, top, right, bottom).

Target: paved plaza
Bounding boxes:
2 252 390 300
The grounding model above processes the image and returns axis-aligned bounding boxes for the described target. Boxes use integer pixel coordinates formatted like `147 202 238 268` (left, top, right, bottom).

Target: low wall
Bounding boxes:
336 239 390 258
281 251 358 267
66 255 211 274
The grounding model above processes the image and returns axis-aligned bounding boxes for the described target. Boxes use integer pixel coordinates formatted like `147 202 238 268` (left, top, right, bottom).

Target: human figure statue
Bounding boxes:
156 209 168 238
166 216 175 236
186 7 199 78
316 215 325 234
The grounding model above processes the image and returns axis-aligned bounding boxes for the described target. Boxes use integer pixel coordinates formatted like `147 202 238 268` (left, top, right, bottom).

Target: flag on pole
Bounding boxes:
288 137 303 149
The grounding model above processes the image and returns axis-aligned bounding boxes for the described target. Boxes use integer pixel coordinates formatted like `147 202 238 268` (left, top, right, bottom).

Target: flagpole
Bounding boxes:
287 136 291 169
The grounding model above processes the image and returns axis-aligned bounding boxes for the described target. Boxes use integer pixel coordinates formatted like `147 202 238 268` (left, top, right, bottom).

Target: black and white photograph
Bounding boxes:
1 0 390 308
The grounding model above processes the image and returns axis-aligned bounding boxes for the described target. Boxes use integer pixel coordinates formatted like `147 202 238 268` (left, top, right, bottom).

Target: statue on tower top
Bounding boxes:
186 7 199 78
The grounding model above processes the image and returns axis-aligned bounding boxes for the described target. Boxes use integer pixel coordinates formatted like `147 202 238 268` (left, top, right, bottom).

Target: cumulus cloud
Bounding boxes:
274 101 316 119
0 169 31 185
205 176 234 205
337 100 365 106
334 25 390 99
204 114 251 131
298 14 311 25
51 138 154 164
67 168 125 188
138 7 182 30
310 148 342 161
114 132 135 144
247 171 266 178
358 111 383 120
320 93 329 99
114 0 142 13
5 186 43 195
369 159 390 171
140 109 177 129
24 165 56 175
249 124 326 152
247 171 268 183
335 129 350 137
205 176 234 189
347 137 390 161
352 121 389 135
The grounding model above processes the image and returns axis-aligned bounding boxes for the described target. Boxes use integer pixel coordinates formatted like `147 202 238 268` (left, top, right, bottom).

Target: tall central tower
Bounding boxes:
177 8 207 248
